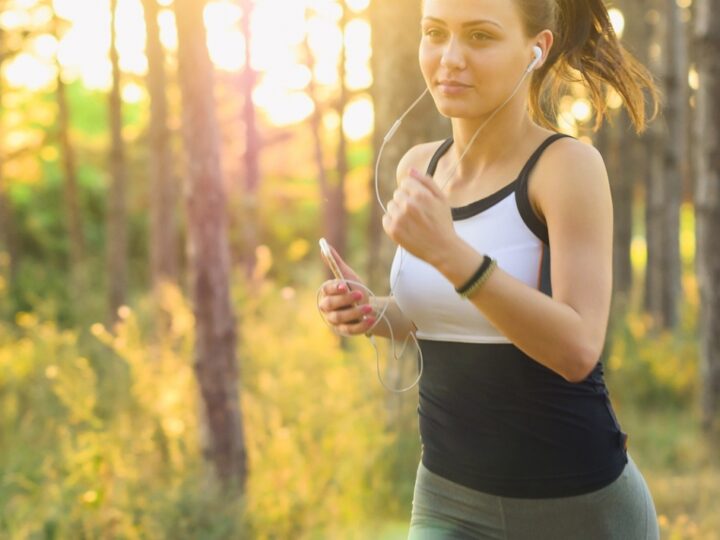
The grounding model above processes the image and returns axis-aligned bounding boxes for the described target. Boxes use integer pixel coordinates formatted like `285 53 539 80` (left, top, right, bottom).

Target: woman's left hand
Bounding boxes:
382 167 458 266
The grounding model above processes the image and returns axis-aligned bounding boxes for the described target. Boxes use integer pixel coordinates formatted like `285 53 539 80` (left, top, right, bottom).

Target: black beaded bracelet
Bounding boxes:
455 255 494 295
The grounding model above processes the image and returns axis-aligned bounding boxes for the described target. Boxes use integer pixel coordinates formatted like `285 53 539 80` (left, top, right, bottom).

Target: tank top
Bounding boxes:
390 133 629 498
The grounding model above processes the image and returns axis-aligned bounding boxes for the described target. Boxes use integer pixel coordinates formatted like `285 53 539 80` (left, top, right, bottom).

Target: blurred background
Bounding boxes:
0 0 718 538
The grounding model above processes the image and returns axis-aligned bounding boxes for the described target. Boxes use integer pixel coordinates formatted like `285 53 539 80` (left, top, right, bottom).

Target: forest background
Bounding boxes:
1 0 719 538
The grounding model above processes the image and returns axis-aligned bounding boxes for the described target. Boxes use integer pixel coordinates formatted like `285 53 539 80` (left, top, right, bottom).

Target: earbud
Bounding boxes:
527 45 543 73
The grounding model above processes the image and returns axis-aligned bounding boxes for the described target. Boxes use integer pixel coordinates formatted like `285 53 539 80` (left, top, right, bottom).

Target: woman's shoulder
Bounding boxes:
395 139 449 184
530 133 609 225
533 133 607 183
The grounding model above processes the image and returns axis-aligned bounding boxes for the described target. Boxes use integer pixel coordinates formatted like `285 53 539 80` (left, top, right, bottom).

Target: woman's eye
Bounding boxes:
424 28 444 38
471 32 490 41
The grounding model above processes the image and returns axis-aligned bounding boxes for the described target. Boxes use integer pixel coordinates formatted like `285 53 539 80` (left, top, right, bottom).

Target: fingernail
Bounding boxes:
366 317 376 325
338 283 347 292
409 167 419 176
352 291 363 300
361 305 373 314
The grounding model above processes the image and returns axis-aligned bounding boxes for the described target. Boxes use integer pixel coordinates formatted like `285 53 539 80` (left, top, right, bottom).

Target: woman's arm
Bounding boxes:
428 140 613 383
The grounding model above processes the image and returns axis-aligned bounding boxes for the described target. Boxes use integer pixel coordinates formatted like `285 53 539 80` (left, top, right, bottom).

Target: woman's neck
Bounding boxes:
447 99 537 185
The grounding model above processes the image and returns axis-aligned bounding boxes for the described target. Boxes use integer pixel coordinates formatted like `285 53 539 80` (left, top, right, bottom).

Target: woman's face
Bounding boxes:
419 0 536 120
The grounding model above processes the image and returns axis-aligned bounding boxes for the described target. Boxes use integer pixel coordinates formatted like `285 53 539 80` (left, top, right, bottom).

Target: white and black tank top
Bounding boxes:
389 133 629 499
390 134 558 343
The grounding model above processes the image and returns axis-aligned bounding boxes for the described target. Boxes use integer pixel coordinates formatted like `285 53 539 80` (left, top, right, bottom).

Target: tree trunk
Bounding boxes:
661 0 688 327
174 0 247 489
106 0 128 324
142 0 179 295
329 1 349 268
302 30 330 258
56 65 86 306
239 0 260 279
694 0 720 441
643 2 682 331
367 0 448 292
54 5 86 309
596 108 633 302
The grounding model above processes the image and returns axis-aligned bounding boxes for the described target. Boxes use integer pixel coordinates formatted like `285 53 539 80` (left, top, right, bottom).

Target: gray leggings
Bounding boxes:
408 454 659 539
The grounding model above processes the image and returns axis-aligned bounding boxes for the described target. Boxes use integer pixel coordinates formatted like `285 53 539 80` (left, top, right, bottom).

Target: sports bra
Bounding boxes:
390 133 571 343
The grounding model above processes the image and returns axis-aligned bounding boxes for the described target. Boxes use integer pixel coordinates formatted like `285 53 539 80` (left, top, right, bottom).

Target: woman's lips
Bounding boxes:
437 81 472 95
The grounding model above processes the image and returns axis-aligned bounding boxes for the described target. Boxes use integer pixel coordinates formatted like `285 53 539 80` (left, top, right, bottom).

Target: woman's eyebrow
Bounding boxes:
421 16 502 29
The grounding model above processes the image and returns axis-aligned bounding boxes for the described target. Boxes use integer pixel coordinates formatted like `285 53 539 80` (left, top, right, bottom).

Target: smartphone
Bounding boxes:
319 238 346 283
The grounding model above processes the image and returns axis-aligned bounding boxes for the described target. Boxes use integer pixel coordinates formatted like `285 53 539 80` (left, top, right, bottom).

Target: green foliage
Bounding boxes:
0 286 247 539
233 270 407 538
0 272 417 538
606 292 699 408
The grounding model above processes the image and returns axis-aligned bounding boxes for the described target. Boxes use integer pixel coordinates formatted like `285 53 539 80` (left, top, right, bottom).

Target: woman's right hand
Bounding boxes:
318 245 376 336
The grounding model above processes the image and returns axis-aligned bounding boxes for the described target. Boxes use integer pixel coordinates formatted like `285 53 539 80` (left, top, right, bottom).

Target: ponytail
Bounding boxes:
521 0 660 133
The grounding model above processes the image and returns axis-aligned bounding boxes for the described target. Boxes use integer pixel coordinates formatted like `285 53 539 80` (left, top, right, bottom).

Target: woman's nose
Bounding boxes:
440 36 466 71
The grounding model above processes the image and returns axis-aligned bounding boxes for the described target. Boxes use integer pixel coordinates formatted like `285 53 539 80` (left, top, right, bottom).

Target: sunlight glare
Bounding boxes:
307 16 343 62
31 34 59 61
314 61 339 85
14 0 37 9
343 96 373 141
251 0 307 71
82 60 113 91
571 98 592 123
606 88 623 109
205 1 246 71
557 108 579 138
3 53 56 90
53 0 106 24
157 9 178 50
115 0 148 75
608 8 625 39
263 64 312 91
0 9 30 29
122 82 145 103
32 4 53 27
344 18 371 61
346 0 370 12
345 60 372 90
266 92 315 127
688 65 699 90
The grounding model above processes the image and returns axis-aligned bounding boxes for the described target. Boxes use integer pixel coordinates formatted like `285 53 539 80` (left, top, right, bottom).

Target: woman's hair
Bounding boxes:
515 0 660 133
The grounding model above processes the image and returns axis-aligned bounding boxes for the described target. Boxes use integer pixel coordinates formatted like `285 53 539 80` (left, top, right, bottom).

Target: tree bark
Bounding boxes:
596 107 633 302
239 0 260 279
56 66 86 305
106 0 128 324
142 0 179 295
174 0 247 489
643 1 682 331
694 0 720 441
329 1 349 268
52 9 86 312
661 0 688 327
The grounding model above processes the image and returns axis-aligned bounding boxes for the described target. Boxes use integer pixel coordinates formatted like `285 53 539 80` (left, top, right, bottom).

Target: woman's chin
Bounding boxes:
434 103 484 119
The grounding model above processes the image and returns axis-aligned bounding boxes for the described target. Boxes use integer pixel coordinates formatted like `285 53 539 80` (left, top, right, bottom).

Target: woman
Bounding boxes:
318 0 660 538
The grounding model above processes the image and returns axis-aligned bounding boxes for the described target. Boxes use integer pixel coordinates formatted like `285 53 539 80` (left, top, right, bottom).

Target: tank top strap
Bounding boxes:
426 133 571 179
426 137 454 176
515 132 574 246
517 133 573 184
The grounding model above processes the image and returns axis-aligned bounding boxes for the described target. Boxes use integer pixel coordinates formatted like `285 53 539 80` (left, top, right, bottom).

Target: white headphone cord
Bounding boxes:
318 56 537 393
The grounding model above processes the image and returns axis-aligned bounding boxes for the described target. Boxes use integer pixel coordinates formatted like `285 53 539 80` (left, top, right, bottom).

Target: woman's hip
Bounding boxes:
408 453 659 540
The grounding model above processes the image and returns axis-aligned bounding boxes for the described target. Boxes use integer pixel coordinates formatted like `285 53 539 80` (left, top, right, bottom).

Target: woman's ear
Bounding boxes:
532 29 554 69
